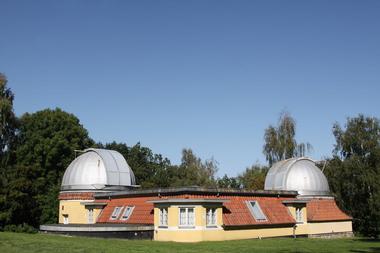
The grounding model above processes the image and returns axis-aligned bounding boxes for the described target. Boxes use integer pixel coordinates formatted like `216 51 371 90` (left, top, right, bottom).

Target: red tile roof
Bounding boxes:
223 196 295 226
96 196 155 224
96 194 296 226
307 199 352 222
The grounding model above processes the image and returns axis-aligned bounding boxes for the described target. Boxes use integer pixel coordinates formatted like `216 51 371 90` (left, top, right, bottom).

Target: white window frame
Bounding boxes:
110 206 123 220
159 207 168 227
120 206 134 221
295 207 303 223
246 201 267 222
178 206 195 228
206 208 217 227
87 208 94 224
63 214 69 225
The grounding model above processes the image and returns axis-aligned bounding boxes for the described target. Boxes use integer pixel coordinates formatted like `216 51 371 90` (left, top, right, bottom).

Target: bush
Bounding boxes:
3 223 37 233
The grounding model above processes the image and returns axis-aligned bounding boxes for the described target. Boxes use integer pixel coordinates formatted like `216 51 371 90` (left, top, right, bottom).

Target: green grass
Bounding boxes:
0 232 379 253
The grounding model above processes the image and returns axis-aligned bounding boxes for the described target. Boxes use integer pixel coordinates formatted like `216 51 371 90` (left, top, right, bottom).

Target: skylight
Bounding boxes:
110 206 123 220
247 201 267 221
121 206 134 220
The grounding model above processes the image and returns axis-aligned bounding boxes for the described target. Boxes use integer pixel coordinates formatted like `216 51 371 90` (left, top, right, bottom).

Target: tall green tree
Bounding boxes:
325 115 380 237
10 108 93 226
0 73 18 228
263 111 312 165
0 73 17 158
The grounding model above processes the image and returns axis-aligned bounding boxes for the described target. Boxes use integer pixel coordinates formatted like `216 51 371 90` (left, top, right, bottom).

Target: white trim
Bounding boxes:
159 207 168 227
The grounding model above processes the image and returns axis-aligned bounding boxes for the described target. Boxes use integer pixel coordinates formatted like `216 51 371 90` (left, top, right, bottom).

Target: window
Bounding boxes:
110 206 123 220
179 207 195 227
159 208 168 227
63 214 69 225
206 208 217 227
121 206 134 220
88 208 94 223
247 201 267 221
295 207 303 223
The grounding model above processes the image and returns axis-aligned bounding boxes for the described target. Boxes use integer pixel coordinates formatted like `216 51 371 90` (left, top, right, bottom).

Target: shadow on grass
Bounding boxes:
350 248 380 253
355 239 380 243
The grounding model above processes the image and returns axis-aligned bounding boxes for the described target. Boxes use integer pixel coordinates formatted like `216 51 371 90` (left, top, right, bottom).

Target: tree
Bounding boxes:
0 73 17 158
217 174 240 189
238 165 268 190
174 149 218 187
9 108 93 226
263 111 312 165
325 115 380 237
97 141 176 188
0 73 18 228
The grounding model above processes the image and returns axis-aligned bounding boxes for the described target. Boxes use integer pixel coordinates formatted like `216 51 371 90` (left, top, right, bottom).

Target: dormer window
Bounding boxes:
296 207 303 223
206 208 217 227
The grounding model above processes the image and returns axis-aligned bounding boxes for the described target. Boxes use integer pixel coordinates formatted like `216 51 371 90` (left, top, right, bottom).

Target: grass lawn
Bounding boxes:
0 232 379 253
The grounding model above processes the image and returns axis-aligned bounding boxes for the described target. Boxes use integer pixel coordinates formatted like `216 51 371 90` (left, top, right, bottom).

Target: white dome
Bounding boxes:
264 157 330 196
61 148 136 191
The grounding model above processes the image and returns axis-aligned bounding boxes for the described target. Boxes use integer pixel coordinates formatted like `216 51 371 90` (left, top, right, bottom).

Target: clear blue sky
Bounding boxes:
1 0 379 176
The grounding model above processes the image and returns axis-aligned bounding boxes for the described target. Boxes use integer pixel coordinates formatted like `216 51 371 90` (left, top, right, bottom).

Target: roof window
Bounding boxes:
110 206 123 220
247 201 267 221
120 206 134 220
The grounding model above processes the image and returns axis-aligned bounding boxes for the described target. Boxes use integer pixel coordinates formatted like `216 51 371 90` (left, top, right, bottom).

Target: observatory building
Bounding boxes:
57 148 137 225
264 157 330 196
41 150 353 242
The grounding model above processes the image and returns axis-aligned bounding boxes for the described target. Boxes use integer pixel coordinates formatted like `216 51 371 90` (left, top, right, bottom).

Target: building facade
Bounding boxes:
41 149 353 242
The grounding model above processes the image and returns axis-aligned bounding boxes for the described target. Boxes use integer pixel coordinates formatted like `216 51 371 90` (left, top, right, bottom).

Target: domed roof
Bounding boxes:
61 148 136 191
264 157 330 196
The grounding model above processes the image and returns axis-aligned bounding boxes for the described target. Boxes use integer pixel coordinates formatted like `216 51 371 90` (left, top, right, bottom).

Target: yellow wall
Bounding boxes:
153 204 309 242
154 205 224 242
222 227 295 241
155 225 307 242
59 200 102 224
155 221 351 242
308 221 352 235
153 204 352 242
